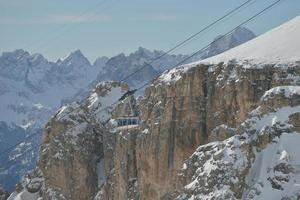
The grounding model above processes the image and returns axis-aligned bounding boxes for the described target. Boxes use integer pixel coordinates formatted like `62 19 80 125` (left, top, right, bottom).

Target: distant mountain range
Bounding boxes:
0 27 256 191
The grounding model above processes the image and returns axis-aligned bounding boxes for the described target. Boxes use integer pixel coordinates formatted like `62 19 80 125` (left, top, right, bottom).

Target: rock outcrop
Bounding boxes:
8 81 132 200
175 86 300 199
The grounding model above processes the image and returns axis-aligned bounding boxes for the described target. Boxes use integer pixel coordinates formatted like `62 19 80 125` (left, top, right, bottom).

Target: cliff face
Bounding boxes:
39 104 102 199
175 86 300 199
7 82 130 200
95 96 140 200
39 82 131 200
133 62 300 199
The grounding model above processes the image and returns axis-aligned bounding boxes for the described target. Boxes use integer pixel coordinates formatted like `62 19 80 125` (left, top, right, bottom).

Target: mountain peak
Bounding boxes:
212 27 255 43
137 46 150 53
13 49 28 55
70 49 84 57
30 53 46 63
57 49 91 66
233 26 255 35
230 26 256 45
140 46 154 54
1 49 30 60
209 26 256 54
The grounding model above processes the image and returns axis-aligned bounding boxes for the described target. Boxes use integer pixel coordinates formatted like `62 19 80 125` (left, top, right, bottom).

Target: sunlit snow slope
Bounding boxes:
202 16 300 65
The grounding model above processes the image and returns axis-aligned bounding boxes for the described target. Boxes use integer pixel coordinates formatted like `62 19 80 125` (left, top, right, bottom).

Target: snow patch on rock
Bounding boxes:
261 86 300 101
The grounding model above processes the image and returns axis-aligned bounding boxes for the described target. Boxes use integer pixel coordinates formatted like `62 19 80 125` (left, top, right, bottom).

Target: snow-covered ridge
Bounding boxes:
201 16 300 65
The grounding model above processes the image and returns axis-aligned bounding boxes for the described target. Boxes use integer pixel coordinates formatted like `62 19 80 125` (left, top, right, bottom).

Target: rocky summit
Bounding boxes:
6 16 300 200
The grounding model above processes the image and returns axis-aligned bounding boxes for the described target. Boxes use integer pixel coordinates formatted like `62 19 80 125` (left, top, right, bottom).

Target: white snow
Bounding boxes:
88 86 123 122
247 106 300 130
142 128 149 135
20 121 33 130
158 64 190 83
56 105 68 118
56 102 81 121
201 16 300 65
8 190 39 200
246 133 300 199
261 86 300 101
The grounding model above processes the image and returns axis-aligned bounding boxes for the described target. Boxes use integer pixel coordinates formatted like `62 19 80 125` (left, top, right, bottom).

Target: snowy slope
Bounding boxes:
201 16 300 65
245 133 300 199
159 16 300 83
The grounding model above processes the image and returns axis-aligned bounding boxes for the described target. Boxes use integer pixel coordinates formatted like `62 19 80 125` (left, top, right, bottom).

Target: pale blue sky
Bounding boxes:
0 0 299 62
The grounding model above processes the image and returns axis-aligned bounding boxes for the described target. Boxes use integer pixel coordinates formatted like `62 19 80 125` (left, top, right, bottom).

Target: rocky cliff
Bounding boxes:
175 86 300 199
7 81 131 199
8 63 300 200
134 61 300 199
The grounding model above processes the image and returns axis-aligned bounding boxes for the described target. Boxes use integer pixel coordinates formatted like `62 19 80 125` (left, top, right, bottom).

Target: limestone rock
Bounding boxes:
175 86 300 200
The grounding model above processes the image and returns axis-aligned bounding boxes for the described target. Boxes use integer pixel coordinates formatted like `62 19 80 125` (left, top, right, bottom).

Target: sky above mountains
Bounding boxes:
0 0 299 62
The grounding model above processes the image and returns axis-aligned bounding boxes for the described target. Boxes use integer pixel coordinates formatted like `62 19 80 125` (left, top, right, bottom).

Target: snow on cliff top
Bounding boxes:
159 16 300 83
201 16 300 65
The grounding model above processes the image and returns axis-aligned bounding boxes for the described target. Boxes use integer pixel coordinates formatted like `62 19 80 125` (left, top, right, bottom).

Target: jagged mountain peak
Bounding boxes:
132 47 165 59
11 49 29 57
69 49 85 58
1 49 30 61
29 53 47 64
115 52 126 58
57 49 91 66
1 50 47 66
137 46 149 52
136 46 152 55
0 49 50 83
